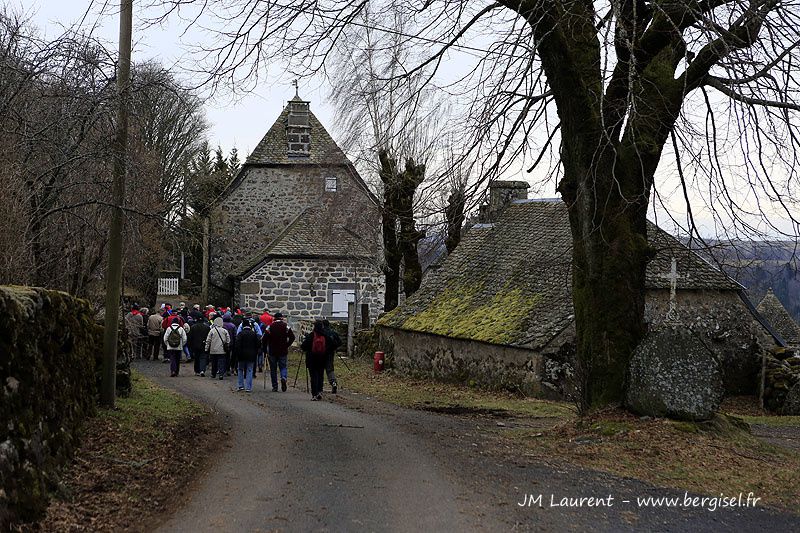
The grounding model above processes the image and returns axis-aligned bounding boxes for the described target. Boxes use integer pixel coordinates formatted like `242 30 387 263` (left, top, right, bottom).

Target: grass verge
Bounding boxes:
295 350 800 513
287 348 573 419
503 409 800 513
25 370 224 532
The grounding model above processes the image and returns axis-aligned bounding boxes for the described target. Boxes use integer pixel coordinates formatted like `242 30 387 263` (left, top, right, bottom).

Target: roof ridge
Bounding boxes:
235 207 313 278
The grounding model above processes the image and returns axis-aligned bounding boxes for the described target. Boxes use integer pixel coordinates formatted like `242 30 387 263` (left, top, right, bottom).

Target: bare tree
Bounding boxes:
0 9 207 304
327 6 445 309
149 0 800 409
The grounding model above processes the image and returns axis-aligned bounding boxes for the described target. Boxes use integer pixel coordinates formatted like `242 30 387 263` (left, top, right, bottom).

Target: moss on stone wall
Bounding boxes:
0 286 101 528
387 284 541 345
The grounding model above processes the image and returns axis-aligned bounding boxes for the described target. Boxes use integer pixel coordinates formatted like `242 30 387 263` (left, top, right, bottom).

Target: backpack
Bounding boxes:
311 332 327 356
167 324 182 349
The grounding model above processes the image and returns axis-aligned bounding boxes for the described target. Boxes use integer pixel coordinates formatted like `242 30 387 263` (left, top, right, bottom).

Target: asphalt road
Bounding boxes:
136 361 800 532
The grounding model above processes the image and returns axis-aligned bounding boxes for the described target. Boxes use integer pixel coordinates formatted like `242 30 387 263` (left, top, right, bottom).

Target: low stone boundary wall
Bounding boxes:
0 286 101 528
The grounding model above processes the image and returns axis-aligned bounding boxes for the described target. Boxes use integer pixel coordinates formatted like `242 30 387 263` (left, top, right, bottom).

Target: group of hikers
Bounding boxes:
124 302 342 399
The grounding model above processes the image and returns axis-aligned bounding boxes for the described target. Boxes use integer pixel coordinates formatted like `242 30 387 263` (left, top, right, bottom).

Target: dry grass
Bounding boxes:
506 408 800 513
306 351 800 513
25 371 224 532
288 349 574 419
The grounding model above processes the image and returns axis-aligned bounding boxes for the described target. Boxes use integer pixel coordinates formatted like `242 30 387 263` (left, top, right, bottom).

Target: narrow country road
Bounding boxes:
137 361 799 532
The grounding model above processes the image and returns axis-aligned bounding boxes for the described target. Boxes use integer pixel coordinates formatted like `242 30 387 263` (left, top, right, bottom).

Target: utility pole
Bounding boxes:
101 0 133 408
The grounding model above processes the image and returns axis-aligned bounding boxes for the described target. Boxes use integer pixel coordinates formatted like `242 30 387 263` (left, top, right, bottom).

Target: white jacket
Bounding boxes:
163 323 188 351
205 318 231 355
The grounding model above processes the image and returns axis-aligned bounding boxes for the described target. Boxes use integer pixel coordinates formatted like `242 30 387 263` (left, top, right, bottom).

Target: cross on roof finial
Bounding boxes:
292 79 299 97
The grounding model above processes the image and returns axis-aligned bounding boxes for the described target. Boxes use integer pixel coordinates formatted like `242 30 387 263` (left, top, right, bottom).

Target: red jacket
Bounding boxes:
263 320 295 358
161 315 185 329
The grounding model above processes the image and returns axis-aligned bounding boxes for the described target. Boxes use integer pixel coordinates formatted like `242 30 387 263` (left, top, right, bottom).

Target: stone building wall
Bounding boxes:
644 289 773 394
241 257 384 323
377 289 773 400
377 326 549 397
210 164 374 288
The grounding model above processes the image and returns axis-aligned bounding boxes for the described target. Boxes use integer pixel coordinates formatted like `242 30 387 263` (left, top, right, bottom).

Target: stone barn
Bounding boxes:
377 185 779 398
208 95 384 321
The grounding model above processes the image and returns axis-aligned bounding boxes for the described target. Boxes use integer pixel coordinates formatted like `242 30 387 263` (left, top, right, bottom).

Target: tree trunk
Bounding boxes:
379 150 401 312
382 206 401 312
560 157 651 410
397 158 425 298
445 188 465 254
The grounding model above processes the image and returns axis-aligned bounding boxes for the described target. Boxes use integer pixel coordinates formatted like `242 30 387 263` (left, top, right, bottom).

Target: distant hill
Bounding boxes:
692 240 800 322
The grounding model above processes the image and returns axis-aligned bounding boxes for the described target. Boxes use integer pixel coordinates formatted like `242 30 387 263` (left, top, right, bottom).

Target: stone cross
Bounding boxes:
657 257 680 321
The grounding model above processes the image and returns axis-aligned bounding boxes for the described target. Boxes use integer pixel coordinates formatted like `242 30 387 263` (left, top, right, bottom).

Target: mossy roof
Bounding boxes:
757 289 800 346
379 199 742 349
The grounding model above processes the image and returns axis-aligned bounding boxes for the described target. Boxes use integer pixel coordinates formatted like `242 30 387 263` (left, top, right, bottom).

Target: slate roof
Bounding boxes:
757 289 800 346
246 96 352 167
379 199 742 349
237 207 376 278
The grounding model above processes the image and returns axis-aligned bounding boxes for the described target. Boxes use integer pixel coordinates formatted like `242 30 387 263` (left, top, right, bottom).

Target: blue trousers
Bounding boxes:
268 355 288 389
237 361 254 391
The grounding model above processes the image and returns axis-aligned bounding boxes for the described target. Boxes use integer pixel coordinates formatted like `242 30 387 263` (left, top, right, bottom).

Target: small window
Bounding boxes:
325 176 338 192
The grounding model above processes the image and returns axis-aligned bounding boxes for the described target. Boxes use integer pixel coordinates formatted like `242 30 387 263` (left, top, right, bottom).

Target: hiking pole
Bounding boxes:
292 352 303 387
335 351 352 372
305 364 309 393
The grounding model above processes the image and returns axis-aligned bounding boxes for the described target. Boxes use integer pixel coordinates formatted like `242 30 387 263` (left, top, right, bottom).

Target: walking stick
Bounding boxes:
293 352 303 387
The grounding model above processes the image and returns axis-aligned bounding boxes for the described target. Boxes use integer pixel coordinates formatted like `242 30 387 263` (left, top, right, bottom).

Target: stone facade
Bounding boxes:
210 164 374 289
378 326 549 397
241 257 384 323
380 288 771 399
207 98 384 313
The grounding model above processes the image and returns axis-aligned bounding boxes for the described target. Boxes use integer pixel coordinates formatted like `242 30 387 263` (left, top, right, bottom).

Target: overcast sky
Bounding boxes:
18 0 800 240
26 0 335 158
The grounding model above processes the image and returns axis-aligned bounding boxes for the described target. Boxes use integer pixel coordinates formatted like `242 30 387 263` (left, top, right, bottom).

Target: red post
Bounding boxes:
373 351 385 373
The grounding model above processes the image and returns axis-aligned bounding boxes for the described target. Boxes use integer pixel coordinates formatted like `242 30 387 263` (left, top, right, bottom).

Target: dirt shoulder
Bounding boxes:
322 351 800 515
22 371 226 532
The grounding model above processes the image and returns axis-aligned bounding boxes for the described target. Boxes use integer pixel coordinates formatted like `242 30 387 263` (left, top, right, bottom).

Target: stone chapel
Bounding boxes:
208 95 384 321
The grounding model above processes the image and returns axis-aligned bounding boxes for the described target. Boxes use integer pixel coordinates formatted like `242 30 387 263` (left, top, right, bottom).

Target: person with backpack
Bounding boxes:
263 312 295 392
322 319 343 393
301 320 332 400
234 319 260 392
188 315 211 376
163 319 188 377
205 317 231 380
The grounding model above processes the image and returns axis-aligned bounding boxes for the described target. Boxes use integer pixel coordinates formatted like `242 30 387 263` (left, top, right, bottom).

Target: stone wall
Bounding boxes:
377 289 770 401
645 289 770 395
241 258 384 323
0 287 100 528
377 326 549 397
210 164 375 289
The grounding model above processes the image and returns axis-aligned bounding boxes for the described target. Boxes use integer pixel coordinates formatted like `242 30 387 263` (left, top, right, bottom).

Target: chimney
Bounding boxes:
478 180 529 223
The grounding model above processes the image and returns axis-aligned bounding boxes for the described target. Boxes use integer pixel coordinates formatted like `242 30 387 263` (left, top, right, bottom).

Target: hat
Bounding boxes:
193 304 200 310
273 312 285 319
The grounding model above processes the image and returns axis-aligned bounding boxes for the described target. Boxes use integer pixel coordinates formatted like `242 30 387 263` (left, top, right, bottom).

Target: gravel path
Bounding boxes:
137 361 799 532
